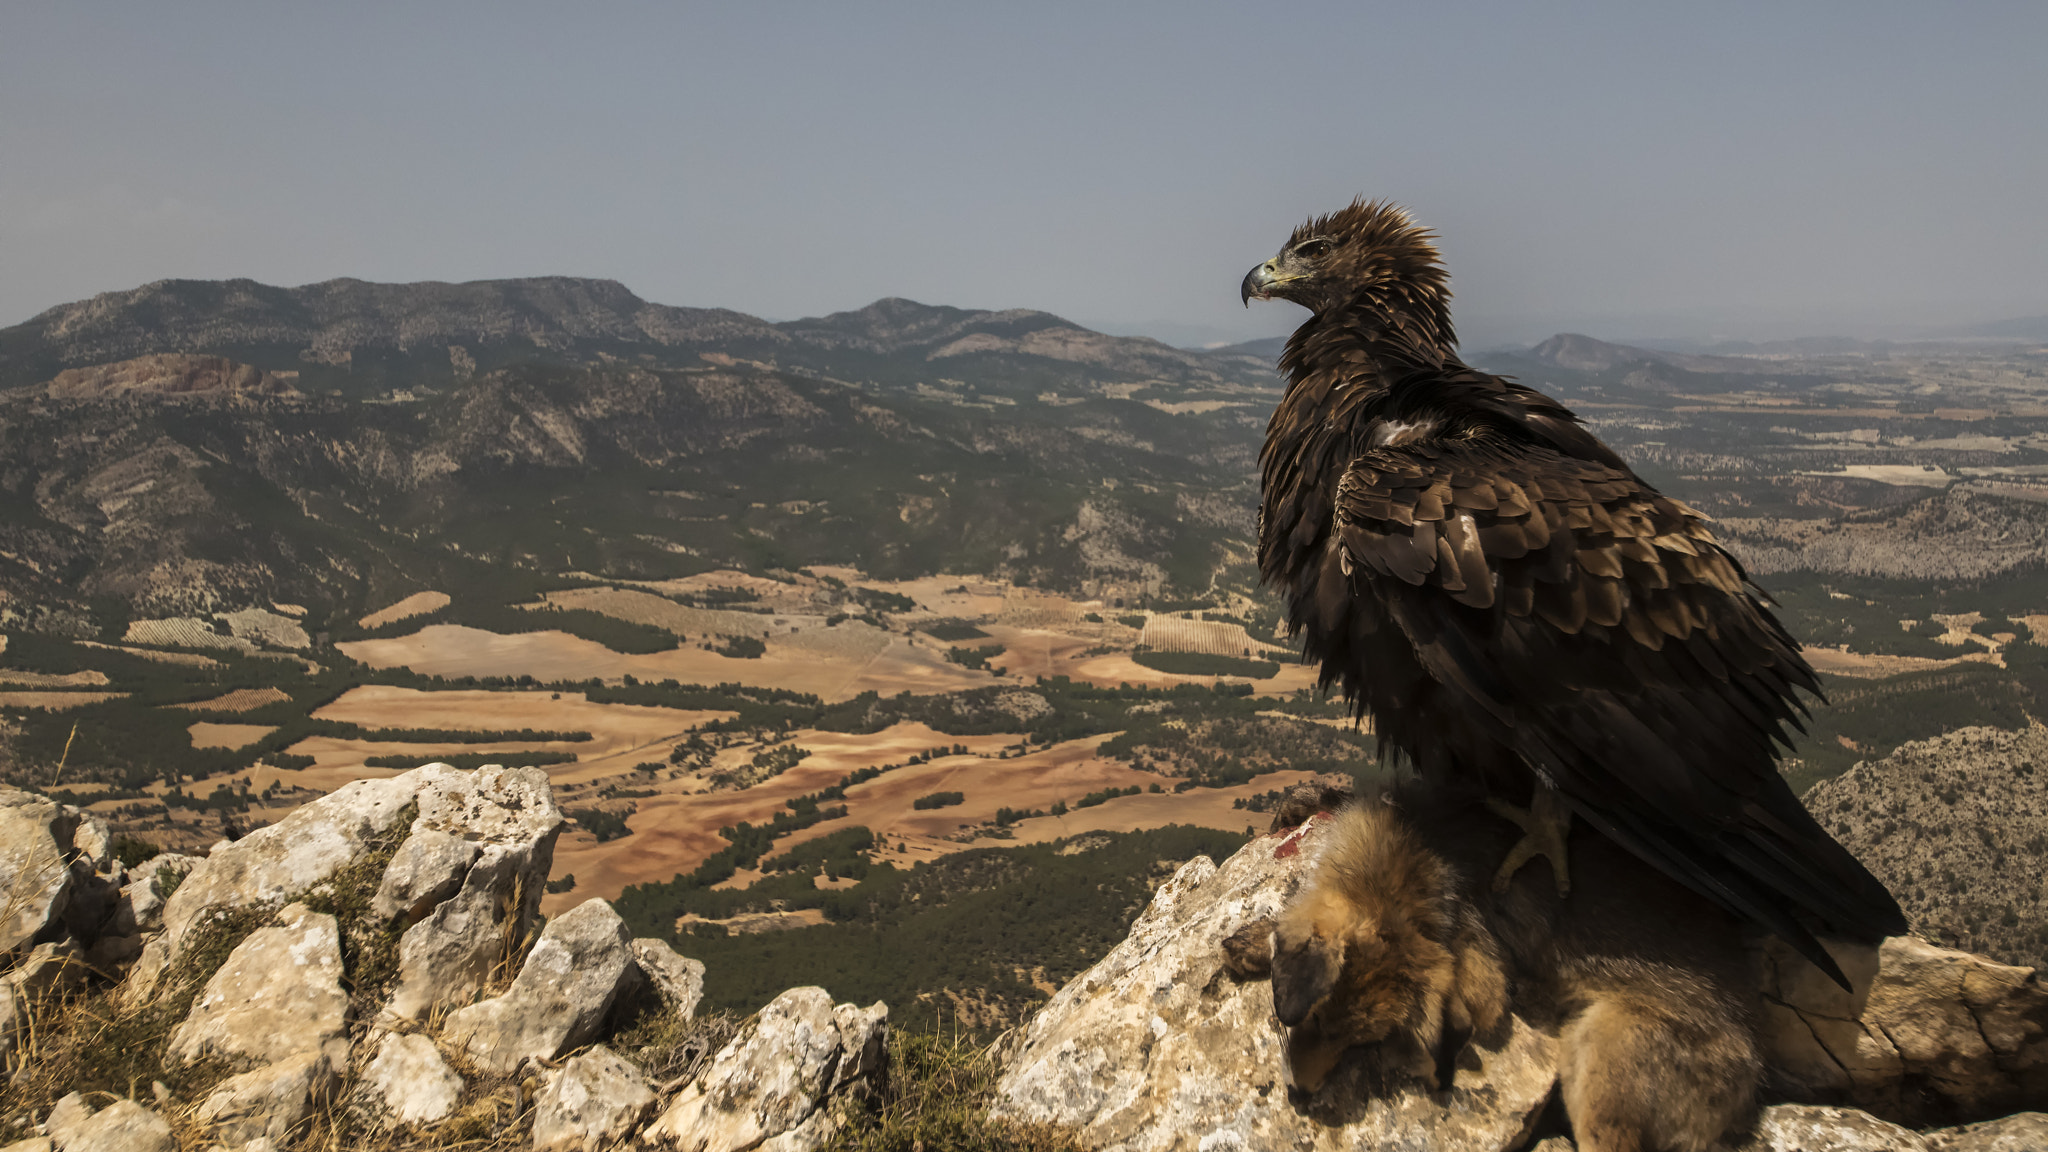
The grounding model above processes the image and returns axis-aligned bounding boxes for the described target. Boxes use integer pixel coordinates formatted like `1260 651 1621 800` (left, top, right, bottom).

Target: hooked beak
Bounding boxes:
1242 261 1282 307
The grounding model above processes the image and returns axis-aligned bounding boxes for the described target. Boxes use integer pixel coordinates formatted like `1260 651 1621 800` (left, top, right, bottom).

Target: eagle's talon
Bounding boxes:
1485 788 1572 897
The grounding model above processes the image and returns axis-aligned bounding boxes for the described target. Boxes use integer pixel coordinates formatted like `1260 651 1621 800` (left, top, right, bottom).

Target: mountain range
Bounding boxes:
0 277 1281 632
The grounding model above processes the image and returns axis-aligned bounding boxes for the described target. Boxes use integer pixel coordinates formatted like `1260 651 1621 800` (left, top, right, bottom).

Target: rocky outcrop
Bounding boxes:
43 353 296 400
12 759 2037 1151
642 987 890 1152
360 1032 464 1126
994 814 2048 1152
442 897 637 1073
532 1045 658 1152
994 818 1557 1152
4 761 886 1152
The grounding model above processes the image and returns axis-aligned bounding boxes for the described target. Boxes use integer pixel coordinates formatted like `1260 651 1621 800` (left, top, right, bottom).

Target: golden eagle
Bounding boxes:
1243 199 1905 986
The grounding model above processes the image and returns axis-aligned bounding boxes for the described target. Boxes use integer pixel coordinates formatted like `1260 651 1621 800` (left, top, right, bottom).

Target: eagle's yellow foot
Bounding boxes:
1485 787 1573 897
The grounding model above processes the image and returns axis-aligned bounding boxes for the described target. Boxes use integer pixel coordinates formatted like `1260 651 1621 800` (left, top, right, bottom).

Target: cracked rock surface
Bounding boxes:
993 817 1559 1152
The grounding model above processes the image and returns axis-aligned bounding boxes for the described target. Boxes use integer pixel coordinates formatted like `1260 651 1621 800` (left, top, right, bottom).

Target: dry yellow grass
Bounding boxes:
186 722 275 749
338 624 990 702
1803 645 2002 679
357 589 452 629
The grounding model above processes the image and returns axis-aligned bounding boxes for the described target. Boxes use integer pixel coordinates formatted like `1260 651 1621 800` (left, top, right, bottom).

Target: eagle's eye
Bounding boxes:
1293 239 1334 260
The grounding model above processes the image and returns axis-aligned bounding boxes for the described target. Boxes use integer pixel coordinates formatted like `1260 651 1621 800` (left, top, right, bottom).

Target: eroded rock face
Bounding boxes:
443 898 635 1074
993 819 1559 1152
532 1045 657 1152
0 791 87 956
631 937 707 1022
166 903 349 1071
1762 933 2048 1125
642 986 889 1152
129 762 561 1020
379 767 564 1021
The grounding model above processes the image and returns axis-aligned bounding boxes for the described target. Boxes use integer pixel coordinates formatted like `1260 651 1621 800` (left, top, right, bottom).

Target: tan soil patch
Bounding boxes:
188 722 276 750
311 685 734 786
338 624 990 702
677 909 828 934
1804 645 2000 679
359 590 451 630
0 691 126 710
174 687 293 713
0 670 111 688
542 723 1313 913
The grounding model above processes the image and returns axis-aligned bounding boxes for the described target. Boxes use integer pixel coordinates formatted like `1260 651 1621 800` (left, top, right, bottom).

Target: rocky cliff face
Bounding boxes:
6 768 2041 1151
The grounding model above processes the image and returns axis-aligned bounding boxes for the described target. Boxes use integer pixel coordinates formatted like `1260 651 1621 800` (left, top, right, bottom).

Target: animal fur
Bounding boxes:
1245 797 1762 1152
1267 803 1508 1094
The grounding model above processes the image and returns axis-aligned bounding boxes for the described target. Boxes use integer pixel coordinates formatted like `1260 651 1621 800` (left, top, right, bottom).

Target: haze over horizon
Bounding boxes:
4 2 2043 349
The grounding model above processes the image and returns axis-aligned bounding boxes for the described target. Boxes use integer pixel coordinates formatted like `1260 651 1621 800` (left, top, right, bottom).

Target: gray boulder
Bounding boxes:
362 1031 466 1127
642 986 889 1152
41 1094 174 1152
165 903 349 1071
532 1045 657 1152
126 762 562 1020
0 787 86 951
191 1051 336 1147
443 898 636 1074
630 937 707 1021
1762 933 2048 1124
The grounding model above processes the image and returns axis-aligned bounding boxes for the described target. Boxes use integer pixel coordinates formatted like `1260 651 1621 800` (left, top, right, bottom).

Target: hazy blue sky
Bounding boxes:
4 2 2043 347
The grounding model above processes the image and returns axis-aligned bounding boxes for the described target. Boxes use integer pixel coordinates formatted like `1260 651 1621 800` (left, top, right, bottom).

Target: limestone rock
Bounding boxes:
0 791 79 956
106 854 200 937
42 1095 175 1152
993 819 1558 1152
371 828 479 923
1926 1113 2048 1151
154 771 425 954
1740 1104 1929 1151
131 763 560 1022
1762 933 2048 1124
642 986 890 1152
631 937 707 1021
531 1045 656 1152
166 903 349 1070
43 1093 92 1146
192 1051 335 1146
362 1032 464 1126
380 766 564 1020
443 898 634 1074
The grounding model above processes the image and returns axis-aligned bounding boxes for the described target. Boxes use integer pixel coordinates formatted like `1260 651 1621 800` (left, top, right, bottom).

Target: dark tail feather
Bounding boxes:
1564 798 1861 991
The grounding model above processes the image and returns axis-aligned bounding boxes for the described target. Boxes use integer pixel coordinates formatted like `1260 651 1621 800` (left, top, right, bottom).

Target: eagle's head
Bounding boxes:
1242 199 1453 343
